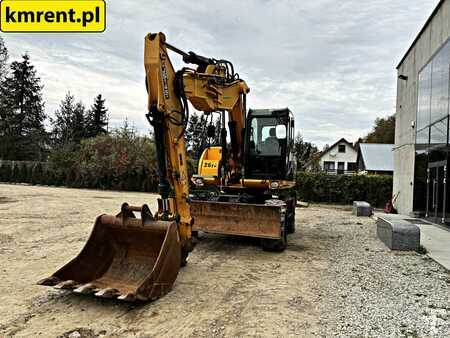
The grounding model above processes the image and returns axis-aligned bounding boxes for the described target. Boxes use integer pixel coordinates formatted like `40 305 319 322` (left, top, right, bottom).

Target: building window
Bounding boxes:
416 39 450 148
347 162 357 171
324 161 335 171
417 63 432 131
430 42 450 124
337 162 345 174
430 117 448 146
338 144 346 153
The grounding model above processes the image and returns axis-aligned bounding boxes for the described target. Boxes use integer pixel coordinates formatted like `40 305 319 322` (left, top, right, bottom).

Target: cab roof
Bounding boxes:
248 108 291 117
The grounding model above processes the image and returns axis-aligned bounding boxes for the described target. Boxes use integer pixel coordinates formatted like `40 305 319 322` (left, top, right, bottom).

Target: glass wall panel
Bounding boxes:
413 151 428 213
413 39 450 217
417 63 432 130
430 117 448 146
430 42 450 124
416 127 430 147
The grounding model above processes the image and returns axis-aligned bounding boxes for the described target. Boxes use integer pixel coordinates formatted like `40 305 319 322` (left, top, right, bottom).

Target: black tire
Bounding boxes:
285 194 296 234
285 213 295 234
180 248 189 267
261 226 287 252
261 199 288 252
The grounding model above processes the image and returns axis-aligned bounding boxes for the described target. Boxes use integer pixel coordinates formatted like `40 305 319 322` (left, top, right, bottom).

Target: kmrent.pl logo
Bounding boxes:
0 0 106 32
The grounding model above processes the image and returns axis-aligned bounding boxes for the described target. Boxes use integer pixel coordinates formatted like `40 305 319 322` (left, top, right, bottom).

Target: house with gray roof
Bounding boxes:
357 143 394 175
306 138 357 174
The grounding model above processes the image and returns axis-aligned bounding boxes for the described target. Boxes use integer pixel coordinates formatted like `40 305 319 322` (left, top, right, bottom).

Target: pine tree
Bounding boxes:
72 101 86 144
0 37 8 81
86 94 108 137
51 92 76 146
0 54 47 160
51 93 87 145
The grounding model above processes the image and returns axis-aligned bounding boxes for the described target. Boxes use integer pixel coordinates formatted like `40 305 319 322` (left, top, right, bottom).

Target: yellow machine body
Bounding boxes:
198 146 222 185
39 32 292 303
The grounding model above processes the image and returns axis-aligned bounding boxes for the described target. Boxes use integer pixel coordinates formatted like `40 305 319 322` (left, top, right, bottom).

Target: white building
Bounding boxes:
316 138 357 174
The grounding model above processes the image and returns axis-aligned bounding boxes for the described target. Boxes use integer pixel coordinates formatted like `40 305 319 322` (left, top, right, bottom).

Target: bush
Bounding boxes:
296 172 392 207
46 127 159 192
19 164 29 183
31 163 43 185
0 163 12 182
12 164 20 183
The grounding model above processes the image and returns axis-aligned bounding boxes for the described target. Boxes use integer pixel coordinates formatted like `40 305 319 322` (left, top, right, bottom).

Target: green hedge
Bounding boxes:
0 162 159 193
1 164 392 207
295 172 392 207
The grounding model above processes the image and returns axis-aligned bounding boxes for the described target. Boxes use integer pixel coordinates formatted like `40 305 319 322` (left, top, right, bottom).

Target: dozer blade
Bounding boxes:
191 200 283 239
38 203 181 302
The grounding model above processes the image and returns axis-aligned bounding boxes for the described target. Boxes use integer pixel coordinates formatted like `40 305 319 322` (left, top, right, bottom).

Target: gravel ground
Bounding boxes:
0 184 448 337
316 213 450 337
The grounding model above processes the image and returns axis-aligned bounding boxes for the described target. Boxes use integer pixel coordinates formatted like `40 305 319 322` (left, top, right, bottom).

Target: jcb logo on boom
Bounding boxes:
0 0 106 32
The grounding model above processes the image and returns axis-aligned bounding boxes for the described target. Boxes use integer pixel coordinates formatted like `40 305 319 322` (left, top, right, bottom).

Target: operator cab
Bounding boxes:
245 108 295 180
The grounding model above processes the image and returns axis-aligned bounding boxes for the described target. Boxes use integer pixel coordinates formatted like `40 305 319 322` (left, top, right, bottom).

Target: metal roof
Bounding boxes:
358 143 394 172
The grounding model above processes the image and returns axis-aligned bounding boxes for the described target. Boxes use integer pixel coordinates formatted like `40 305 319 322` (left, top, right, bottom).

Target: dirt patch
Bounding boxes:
0 197 17 204
0 184 448 337
0 233 13 244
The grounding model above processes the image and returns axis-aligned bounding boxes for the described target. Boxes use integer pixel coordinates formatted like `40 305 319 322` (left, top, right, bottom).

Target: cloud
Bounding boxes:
0 0 440 147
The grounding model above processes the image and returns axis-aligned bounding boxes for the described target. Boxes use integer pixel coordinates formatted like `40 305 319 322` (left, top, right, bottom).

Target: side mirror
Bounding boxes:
276 125 287 140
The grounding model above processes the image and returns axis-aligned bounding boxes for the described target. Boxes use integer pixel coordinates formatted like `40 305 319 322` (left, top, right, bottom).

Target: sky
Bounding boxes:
0 0 441 148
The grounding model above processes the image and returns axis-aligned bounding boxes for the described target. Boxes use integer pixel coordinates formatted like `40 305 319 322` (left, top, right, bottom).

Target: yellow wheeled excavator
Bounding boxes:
38 32 296 302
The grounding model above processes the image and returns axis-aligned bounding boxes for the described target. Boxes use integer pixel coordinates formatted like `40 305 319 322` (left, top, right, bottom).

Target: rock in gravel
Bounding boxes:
59 328 97 338
68 332 81 338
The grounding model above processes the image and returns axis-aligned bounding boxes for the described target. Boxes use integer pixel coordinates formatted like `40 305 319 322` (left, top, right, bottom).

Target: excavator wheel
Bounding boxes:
285 217 295 234
261 225 287 252
180 248 189 267
285 200 296 234
261 199 287 252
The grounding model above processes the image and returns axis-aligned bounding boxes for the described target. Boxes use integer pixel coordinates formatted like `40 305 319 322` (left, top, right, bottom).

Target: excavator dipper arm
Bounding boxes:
144 32 250 251
144 33 193 257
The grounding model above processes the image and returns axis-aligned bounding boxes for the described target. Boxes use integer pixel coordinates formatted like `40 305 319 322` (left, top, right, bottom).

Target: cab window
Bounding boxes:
250 117 282 156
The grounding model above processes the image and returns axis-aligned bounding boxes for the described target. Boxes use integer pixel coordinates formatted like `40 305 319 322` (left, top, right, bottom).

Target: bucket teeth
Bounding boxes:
54 280 77 289
74 283 97 295
117 293 137 302
95 288 119 298
37 276 60 286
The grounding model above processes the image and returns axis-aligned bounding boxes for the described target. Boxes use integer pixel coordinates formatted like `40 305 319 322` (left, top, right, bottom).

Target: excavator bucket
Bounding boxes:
191 200 284 239
38 203 181 302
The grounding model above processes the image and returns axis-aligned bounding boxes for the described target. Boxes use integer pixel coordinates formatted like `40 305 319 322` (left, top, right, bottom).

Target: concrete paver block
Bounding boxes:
377 217 420 251
353 201 372 217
